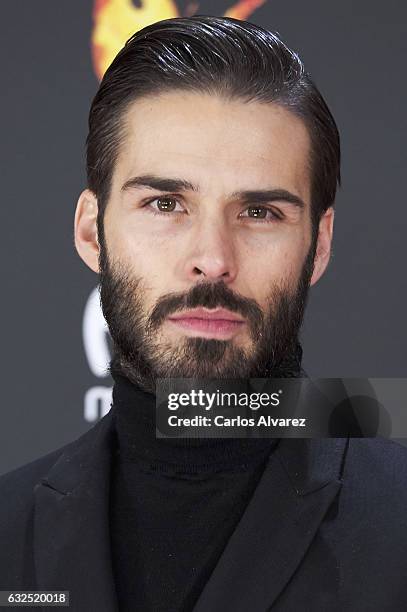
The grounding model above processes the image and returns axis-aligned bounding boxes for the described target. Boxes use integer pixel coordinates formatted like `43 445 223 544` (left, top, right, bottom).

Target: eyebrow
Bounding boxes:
121 174 305 209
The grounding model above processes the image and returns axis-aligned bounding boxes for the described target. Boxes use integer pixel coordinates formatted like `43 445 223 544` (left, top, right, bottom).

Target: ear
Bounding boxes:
74 189 100 274
310 206 335 286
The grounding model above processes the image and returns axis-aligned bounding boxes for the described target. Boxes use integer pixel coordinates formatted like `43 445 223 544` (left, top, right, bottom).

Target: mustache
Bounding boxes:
146 279 264 339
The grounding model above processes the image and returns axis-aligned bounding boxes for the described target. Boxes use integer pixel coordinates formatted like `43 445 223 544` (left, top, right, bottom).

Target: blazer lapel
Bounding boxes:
193 437 348 612
33 409 118 612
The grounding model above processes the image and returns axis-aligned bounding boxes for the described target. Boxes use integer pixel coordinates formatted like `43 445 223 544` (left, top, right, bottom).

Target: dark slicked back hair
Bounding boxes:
86 15 341 244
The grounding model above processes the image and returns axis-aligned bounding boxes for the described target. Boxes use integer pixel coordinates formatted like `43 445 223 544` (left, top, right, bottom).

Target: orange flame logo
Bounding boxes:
92 0 268 81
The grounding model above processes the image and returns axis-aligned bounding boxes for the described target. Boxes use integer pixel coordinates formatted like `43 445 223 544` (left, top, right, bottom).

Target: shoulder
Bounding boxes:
338 437 407 526
0 413 114 587
0 442 72 513
0 441 76 587
0 410 115 507
0 408 115 519
345 437 407 485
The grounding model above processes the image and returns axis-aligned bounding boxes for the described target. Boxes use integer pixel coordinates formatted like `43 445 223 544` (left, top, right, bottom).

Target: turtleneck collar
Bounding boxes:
110 370 280 474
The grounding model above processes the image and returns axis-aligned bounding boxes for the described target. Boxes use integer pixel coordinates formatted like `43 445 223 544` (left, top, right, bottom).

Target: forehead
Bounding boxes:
114 91 312 204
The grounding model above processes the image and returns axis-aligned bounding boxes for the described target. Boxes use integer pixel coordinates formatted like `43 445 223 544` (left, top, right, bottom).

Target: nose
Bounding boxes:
183 219 238 283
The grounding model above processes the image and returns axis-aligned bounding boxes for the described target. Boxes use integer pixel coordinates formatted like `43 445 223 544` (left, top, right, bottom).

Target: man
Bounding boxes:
1 15 407 612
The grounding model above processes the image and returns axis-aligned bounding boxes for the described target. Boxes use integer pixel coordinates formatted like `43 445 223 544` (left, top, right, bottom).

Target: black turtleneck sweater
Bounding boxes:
109 372 279 612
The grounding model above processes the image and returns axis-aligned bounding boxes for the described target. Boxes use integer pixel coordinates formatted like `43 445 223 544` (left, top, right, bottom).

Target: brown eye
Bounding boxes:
247 206 268 219
240 205 281 222
156 197 178 212
143 196 184 216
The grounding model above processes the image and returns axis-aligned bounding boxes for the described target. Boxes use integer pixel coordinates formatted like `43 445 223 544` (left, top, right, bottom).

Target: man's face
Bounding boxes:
76 91 333 392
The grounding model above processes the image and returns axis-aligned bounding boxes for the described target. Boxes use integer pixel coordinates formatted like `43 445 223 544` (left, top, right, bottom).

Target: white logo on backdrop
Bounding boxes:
83 286 112 422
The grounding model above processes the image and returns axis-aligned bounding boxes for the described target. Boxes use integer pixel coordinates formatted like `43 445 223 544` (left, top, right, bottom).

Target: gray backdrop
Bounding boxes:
1 0 406 475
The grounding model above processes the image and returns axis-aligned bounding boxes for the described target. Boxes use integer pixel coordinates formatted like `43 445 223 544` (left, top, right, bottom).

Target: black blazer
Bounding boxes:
1 408 407 611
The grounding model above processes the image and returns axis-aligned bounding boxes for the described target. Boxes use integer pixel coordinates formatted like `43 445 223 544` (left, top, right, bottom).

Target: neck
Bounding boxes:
110 369 279 473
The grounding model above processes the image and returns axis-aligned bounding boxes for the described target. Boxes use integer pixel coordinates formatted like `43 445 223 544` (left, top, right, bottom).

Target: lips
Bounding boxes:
167 307 245 338
168 308 244 322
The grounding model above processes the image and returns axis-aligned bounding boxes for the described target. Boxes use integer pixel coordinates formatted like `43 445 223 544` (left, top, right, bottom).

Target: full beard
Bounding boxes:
98 237 316 394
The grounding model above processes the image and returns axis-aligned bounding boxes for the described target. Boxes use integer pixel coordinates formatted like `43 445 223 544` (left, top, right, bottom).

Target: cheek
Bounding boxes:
105 215 164 275
106 226 166 311
241 230 307 280
235 245 302 313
